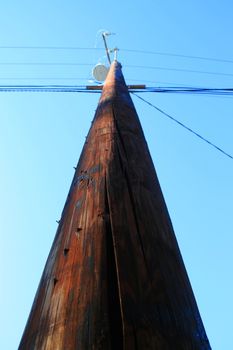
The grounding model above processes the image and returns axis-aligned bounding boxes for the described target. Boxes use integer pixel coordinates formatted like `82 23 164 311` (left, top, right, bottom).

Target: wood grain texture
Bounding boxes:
19 61 211 349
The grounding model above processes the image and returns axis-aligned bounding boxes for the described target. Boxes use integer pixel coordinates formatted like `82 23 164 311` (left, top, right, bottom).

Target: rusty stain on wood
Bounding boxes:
19 61 211 349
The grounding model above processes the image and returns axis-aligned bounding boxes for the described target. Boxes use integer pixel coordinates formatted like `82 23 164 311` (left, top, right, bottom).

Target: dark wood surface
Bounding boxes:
19 61 211 349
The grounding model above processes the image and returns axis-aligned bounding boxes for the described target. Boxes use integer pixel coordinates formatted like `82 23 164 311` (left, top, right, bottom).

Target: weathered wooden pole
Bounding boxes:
19 60 211 349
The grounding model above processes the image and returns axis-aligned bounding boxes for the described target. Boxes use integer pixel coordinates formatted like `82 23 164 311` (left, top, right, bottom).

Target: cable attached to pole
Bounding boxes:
132 93 233 161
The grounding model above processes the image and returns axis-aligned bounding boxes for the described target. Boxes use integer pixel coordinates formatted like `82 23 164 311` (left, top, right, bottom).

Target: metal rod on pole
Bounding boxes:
102 32 112 65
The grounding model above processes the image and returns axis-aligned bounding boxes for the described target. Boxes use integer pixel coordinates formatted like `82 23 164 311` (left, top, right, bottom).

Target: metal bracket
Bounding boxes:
102 32 116 65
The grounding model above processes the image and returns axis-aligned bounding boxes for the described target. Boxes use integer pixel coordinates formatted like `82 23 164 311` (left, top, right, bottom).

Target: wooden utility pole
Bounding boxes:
19 60 211 349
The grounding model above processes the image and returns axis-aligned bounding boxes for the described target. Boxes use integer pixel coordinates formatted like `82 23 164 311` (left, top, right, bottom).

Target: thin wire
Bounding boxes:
144 87 233 96
132 93 233 161
0 77 176 84
122 48 233 65
128 79 198 86
0 61 232 78
0 85 102 93
0 46 102 50
0 62 93 66
125 65 233 78
1 85 233 96
0 45 232 64
0 77 196 87
0 77 221 87
0 77 89 81
0 76 216 88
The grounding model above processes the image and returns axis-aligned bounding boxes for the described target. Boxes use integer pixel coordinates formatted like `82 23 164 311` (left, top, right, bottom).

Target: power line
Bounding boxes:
125 65 233 78
6 76 230 89
132 93 233 161
1 61 232 78
0 85 233 96
0 77 90 81
0 62 92 66
0 85 101 93
145 87 233 96
0 77 197 87
122 49 233 65
0 77 221 88
0 77 182 85
0 46 102 51
0 45 232 65
131 79 201 86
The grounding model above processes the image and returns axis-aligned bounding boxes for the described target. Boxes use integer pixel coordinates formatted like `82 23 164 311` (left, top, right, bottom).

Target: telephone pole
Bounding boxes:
19 60 211 349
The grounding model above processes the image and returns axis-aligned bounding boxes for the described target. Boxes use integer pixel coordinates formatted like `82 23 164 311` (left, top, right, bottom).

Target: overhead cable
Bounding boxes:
0 46 100 50
0 85 233 96
145 87 233 96
0 46 232 64
125 65 233 78
132 93 233 161
122 49 233 64
0 62 92 66
0 85 101 93
1 61 232 78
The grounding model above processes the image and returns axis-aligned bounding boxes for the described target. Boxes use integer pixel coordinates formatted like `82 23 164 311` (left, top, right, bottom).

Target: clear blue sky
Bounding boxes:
0 1 233 349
